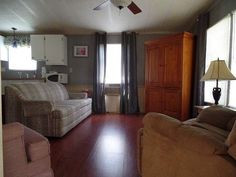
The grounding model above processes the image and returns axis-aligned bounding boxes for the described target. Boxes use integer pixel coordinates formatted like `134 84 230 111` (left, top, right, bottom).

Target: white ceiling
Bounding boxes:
0 0 215 34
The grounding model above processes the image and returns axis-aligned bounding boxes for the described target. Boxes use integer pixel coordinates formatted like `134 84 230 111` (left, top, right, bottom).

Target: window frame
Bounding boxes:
204 10 236 108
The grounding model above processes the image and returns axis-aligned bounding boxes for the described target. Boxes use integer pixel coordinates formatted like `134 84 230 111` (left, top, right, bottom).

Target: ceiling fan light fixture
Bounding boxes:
93 0 142 15
111 0 132 9
11 27 18 48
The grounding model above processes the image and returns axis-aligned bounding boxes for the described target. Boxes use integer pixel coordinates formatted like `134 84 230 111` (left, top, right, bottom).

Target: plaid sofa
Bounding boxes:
5 82 92 137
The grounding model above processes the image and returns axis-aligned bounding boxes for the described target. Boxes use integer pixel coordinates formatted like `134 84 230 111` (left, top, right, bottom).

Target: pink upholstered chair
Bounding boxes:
3 122 54 177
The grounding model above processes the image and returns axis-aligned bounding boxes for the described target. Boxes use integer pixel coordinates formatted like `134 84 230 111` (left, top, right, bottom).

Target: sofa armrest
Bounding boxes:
69 92 88 99
24 126 50 162
22 100 53 117
143 112 181 138
3 122 24 142
177 125 227 155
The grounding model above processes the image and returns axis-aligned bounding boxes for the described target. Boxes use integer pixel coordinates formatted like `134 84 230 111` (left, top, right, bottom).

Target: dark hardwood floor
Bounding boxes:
49 114 143 177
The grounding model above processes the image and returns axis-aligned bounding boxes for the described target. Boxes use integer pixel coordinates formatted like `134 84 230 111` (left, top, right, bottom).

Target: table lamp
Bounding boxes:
201 58 236 105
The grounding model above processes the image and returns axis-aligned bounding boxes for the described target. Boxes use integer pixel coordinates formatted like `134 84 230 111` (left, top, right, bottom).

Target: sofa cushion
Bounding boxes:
13 83 51 101
177 125 227 155
197 106 236 130
226 121 236 146
47 82 69 101
184 119 229 139
53 99 92 117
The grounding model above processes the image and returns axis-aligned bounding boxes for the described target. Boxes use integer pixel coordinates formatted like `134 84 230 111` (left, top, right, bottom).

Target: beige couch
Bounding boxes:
138 106 236 177
3 122 54 177
5 82 92 137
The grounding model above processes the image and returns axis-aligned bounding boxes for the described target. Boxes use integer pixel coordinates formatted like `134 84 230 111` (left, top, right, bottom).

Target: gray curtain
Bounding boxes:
120 32 139 114
93 32 107 113
191 12 209 116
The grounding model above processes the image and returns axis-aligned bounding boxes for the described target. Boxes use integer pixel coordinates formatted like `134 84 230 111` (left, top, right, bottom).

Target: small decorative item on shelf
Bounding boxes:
201 58 236 105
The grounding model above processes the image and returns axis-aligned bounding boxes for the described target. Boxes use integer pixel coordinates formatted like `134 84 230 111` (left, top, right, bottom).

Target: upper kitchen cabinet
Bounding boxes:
31 35 67 65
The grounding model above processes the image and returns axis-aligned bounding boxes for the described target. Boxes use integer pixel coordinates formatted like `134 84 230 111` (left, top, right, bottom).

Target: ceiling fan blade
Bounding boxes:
127 1 142 14
93 0 110 10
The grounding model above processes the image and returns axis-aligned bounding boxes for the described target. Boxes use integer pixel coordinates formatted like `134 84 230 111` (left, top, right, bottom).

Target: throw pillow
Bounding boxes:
226 120 236 146
197 106 236 130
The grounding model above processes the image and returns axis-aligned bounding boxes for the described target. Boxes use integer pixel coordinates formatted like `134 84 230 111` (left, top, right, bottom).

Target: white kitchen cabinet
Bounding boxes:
30 35 67 65
31 35 45 60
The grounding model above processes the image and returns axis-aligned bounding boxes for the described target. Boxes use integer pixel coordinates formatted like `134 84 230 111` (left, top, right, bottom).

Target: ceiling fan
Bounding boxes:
93 0 142 15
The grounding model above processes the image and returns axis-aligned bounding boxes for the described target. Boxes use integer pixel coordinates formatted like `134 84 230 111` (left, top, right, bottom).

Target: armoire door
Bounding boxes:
145 88 163 113
163 42 182 88
162 89 181 118
146 47 164 87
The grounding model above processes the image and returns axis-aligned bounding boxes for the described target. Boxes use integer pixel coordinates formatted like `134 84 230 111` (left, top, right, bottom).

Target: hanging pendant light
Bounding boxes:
11 27 17 48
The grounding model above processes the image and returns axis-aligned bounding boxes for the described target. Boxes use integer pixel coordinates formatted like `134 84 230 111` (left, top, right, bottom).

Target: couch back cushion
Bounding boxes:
46 82 69 101
197 106 236 130
12 83 51 101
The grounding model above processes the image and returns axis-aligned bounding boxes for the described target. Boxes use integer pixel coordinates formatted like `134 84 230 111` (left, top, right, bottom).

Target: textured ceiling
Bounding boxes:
0 0 215 34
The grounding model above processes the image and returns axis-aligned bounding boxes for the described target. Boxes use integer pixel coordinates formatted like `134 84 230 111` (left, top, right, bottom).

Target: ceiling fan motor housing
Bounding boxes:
111 0 132 9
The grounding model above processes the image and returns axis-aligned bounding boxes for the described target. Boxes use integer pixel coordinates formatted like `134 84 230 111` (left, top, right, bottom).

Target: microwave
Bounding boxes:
46 73 68 84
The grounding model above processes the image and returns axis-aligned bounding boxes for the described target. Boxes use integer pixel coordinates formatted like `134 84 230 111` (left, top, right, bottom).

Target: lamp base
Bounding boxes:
212 87 221 105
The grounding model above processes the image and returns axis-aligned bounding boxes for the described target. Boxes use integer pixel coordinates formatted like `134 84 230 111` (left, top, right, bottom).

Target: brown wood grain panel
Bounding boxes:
145 32 194 120
163 89 181 118
163 43 182 88
145 88 163 112
181 35 194 120
146 47 164 86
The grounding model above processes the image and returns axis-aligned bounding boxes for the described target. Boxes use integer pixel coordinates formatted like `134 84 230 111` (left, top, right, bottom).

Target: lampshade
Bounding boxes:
201 59 236 81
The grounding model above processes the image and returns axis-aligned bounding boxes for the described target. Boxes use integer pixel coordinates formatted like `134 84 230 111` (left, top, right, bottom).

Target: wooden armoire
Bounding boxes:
145 32 194 121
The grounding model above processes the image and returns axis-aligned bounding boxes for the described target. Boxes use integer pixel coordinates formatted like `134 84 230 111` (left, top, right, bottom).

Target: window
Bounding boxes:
8 46 37 70
229 12 236 107
105 44 121 84
204 11 236 107
0 36 7 61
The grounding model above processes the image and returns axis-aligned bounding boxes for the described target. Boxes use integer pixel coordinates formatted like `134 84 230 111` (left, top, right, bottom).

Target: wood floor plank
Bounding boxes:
50 114 143 177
